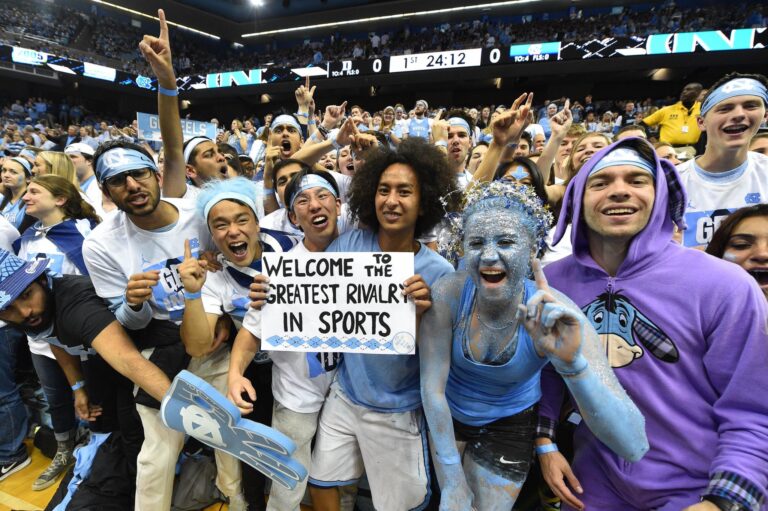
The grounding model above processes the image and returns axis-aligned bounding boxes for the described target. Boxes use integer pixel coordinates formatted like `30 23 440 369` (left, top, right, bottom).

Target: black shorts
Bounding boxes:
452 405 537 481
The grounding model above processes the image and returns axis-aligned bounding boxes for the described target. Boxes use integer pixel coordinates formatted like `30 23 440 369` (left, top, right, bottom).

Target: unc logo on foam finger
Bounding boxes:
161 370 308 490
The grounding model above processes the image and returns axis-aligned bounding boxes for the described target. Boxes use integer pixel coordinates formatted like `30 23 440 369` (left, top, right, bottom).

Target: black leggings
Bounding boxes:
241 361 274 511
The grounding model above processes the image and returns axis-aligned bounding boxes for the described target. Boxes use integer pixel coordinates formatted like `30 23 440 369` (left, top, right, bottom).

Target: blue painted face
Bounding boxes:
463 208 535 302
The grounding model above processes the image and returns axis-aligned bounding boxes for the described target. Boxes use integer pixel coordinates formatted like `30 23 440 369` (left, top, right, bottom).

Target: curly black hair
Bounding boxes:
347 138 459 238
702 72 768 109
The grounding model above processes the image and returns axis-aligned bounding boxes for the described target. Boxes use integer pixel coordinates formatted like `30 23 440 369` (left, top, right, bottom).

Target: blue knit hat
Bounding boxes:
0 250 49 311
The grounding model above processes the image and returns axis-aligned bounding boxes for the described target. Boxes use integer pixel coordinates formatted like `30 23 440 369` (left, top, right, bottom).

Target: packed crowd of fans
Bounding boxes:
0 6 767 511
0 0 83 46
0 0 764 76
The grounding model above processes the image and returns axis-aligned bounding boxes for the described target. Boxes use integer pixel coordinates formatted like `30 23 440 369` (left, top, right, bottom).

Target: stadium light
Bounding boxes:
250 0 263 5
242 0 540 37
89 0 221 40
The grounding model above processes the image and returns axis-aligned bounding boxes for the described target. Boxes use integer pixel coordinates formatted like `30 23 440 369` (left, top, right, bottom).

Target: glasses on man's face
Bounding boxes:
104 168 153 189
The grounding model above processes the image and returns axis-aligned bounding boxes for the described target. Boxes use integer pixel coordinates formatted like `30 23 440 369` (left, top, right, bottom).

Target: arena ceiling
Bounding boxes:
174 0 399 23
125 0 646 41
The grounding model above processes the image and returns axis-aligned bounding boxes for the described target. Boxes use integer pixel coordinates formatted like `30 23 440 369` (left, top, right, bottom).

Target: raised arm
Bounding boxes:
519 260 648 462
419 274 474 510
178 239 219 357
139 9 186 198
537 100 572 186
473 93 533 183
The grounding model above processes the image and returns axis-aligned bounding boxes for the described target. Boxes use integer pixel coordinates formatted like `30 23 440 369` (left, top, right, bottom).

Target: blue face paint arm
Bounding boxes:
419 273 475 510
539 288 650 462
161 370 308 490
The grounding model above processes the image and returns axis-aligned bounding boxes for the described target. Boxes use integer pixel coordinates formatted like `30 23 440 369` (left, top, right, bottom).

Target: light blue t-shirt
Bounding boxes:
447 276 547 426
407 117 431 140
328 229 454 412
2 200 26 229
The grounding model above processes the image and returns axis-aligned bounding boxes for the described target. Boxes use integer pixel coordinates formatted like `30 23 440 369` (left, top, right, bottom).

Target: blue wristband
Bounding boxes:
535 443 559 455
158 85 178 97
71 380 85 392
184 290 202 300
436 454 461 465
435 140 447 148
264 188 275 196
294 112 308 118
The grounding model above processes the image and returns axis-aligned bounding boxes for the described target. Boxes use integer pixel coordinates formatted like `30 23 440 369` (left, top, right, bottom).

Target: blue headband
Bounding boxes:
95 147 158 183
18 149 35 161
272 115 302 134
8 157 32 175
289 174 338 211
184 136 212 164
589 147 656 177
202 190 259 222
701 78 768 116
448 117 471 134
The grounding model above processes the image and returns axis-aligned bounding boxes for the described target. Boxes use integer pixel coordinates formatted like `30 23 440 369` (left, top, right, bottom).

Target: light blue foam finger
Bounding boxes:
160 370 308 489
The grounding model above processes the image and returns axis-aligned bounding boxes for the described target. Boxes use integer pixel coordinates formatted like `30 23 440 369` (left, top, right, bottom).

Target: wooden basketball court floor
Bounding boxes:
0 440 312 511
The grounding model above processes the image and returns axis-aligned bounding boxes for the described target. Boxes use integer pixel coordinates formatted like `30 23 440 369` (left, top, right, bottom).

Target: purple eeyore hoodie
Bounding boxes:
541 138 768 510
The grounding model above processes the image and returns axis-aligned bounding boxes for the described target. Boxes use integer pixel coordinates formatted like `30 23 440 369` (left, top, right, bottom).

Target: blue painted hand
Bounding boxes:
161 370 308 489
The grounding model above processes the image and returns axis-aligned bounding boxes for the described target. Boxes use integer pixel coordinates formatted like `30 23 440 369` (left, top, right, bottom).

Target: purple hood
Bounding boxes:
552 136 687 275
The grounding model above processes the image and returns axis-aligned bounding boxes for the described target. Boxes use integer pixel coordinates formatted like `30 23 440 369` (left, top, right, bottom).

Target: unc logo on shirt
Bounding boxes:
745 192 761 204
143 238 200 320
582 293 679 368
34 253 64 276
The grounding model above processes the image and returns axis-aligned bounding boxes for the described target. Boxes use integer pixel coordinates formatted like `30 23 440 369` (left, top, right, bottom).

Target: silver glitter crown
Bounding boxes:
437 181 554 266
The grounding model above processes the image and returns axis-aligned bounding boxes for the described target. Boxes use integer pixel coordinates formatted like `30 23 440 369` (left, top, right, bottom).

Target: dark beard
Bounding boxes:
21 284 55 335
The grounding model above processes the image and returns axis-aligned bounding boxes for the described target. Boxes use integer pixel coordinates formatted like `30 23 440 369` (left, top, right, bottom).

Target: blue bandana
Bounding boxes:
701 78 768 116
589 146 656 177
8 157 32 176
288 174 338 211
448 117 470 134
95 147 158 184
202 191 259 222
272 115 302 134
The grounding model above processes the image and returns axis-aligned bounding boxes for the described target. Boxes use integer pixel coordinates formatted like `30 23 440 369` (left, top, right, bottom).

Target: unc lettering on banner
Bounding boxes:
161 370 307 489
262 252 416 355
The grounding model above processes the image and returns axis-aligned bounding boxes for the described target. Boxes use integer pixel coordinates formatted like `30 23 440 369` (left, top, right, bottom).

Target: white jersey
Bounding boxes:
201 258 252 330
260 208 302 236
201 229 299 329
260 203 356 238
0 215 18 251
83 198 213 323
81 176 106 218
541 224 573 267
241 240 338 413
18 219 93 357
677 152 768 248
181 181 265 221
456 169 473 190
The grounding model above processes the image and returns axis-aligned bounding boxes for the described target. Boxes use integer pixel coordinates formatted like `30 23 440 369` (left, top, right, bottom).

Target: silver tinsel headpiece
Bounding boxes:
437 180 554 266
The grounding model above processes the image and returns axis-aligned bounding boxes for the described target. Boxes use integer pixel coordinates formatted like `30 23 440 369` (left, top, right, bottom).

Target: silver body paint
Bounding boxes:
421 202 649 511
